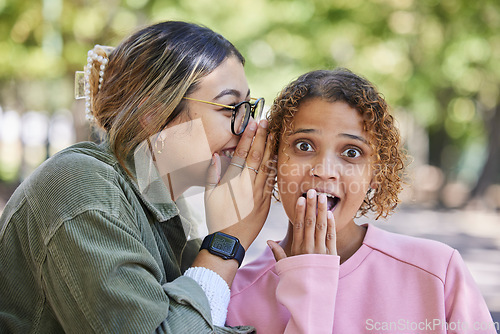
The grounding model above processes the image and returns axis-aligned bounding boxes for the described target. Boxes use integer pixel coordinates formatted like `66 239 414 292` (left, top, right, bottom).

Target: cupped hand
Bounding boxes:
268 189 337 262
204 120 277 249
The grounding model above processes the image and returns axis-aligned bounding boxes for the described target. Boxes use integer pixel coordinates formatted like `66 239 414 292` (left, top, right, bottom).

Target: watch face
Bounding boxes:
210 233 237 256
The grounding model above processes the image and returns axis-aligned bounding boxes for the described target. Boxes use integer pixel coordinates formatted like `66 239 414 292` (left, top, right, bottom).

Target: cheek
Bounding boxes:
277 163 300 195
277 167 305 221
277 185 297 222
343 168 372 198
202 112 232 132
203 117 233 149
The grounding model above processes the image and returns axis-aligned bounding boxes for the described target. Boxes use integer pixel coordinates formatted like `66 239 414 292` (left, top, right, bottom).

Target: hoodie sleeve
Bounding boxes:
444 250 497 334
275 254 340 334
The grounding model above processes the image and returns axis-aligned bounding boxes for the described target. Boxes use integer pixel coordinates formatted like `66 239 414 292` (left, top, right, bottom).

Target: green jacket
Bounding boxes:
0 141 253 333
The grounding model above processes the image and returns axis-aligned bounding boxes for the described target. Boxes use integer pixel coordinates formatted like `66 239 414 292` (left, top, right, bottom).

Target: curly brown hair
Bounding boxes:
267 68 407 219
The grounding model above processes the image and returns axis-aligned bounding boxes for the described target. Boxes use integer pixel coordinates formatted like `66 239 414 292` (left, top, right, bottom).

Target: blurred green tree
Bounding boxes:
0 0 499 204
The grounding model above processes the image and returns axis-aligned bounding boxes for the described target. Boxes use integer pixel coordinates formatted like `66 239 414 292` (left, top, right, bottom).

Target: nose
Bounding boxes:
310 155 340 180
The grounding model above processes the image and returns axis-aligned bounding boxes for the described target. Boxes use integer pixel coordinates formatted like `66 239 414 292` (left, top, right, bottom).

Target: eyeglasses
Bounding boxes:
183 97 265 135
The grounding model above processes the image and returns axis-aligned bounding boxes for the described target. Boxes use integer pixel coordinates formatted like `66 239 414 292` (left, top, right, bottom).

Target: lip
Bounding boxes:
313 187 339 198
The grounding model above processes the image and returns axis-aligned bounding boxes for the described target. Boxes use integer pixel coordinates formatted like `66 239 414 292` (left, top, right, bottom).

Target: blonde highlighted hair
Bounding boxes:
85 21 244 175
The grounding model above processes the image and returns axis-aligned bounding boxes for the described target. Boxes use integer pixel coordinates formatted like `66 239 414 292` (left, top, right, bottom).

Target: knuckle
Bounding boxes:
305 217 314 227
294 222 303 229
235 147 249 158
267 159 277 167
244 127 256 138
326 233 336 240
249 149 262 162
265 160 277 172
316 222 326 231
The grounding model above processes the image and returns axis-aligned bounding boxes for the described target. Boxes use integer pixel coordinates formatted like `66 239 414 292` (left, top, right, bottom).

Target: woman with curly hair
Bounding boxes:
225 69 495 333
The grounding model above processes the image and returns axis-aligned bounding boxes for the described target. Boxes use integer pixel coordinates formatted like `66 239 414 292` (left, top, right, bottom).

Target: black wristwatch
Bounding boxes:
200 232 245 267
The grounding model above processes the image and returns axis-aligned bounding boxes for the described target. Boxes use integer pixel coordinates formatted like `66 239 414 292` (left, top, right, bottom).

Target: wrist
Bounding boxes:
219 219 261 250
200 232 245 267
191 250 239 286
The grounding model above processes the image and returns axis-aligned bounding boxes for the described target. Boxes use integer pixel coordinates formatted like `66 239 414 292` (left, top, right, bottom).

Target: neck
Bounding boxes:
161 172 186 202
280 219 366 264
150 117 213 201
154 153 211 202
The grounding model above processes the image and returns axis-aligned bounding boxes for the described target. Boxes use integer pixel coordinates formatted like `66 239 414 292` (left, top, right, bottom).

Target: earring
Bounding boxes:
155 136 165 154
272 184 281 202
366 187 377 198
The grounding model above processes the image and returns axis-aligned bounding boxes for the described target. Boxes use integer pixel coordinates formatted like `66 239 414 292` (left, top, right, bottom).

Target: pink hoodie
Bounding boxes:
227 224 496 333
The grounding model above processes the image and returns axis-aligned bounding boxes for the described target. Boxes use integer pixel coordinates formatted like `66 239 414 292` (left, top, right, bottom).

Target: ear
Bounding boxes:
138 97 153 129
139 111 155 129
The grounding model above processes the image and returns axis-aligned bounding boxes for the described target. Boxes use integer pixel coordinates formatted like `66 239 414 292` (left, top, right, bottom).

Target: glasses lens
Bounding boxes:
233 103 251 135
252 98 265 121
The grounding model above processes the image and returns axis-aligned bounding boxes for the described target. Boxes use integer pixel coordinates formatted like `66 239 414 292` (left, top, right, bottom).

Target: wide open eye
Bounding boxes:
341 147 361 158
295 141 314 152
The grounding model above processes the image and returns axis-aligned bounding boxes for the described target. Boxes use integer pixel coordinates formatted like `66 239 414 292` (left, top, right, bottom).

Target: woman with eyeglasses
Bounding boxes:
0 21 276 333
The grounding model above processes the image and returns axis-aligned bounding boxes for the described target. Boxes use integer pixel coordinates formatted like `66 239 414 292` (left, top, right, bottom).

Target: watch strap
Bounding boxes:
200 233 213 251
233 240 245 267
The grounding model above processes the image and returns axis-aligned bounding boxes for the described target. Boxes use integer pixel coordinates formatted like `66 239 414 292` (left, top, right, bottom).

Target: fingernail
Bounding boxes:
211 153 220 165
297 197 305 205
260 120 268 128
327 211 333 219
318 193 326 203
249 122 257 131
307 189 316 198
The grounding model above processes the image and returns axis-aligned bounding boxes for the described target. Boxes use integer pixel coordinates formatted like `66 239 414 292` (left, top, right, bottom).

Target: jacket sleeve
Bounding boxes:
275 254 340 334
42 210 253 334
444 250 497 334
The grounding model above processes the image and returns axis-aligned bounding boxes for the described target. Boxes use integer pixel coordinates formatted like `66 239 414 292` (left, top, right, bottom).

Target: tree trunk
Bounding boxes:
470 104 500 199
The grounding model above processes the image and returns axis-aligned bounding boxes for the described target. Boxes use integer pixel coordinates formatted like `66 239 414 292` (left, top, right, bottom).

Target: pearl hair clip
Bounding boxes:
75 45 114 121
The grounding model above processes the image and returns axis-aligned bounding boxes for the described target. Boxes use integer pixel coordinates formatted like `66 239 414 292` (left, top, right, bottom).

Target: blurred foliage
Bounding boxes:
1 0 499 198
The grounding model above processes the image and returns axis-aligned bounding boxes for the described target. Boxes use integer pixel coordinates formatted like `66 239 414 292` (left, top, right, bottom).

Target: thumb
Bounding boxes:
267 240 287 262
205 153 221 192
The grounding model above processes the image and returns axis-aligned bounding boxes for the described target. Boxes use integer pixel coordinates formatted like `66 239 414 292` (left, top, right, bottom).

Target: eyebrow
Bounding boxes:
341 133 369 145
290 128 369 145
213 88 251 101
290 128 316 135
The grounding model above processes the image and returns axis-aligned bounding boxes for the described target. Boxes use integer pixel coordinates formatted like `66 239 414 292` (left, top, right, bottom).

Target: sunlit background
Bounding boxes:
1 0 499 323
1 0 499 210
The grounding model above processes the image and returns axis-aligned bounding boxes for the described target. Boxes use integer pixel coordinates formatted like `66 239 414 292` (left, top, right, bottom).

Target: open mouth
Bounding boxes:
301 192 340 212
221 149 235 159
